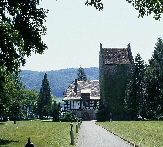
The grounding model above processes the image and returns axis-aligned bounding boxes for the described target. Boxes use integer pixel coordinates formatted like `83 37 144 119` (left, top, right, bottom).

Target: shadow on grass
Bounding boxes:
0 123 5 125
0 139 19 145
41 120 53 122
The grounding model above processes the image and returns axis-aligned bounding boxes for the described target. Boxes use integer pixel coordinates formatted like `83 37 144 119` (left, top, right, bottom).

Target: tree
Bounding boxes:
22 89 38 119
0 1 48 108
126 0 163 20
125 53 146 119
145 38 163 119
77 66 87 81
37 73 52 119
0 72 15 121
9 100 21 124
86 0 163 20
8 73 26 123
0 0 48 72
51 101 60 122
0 71 26 122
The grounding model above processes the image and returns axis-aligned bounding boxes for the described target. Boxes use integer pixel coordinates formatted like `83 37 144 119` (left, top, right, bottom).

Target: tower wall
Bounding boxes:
99 43 133 120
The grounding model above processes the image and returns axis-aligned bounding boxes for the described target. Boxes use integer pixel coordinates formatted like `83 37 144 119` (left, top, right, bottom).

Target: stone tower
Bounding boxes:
99 43 134 120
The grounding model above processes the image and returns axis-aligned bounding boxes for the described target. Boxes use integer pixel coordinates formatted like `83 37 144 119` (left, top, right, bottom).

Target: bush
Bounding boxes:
95 105 108 122
60 110 79 122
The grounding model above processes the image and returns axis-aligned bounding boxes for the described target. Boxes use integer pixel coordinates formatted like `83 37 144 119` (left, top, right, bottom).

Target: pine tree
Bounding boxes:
77 66 87 81
37 73 52 119
145 38 163 119
125 53 146 119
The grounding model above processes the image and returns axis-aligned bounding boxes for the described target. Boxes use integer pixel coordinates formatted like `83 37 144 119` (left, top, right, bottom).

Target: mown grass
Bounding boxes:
0 120 79 147
96 121 163 147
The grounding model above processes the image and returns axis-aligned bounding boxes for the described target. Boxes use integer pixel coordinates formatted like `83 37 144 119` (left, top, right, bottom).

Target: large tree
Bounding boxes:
125 53 146 119
0 72 15 121
145 38 163 119
0 72 26 123
0 0 48 72
37 73 52 119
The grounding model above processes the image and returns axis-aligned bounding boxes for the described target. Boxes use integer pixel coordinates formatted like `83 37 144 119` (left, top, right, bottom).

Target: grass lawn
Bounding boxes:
0 120 79 147
97 121 163 147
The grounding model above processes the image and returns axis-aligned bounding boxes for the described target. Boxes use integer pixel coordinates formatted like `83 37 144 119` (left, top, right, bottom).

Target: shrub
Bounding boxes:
60 110 79 122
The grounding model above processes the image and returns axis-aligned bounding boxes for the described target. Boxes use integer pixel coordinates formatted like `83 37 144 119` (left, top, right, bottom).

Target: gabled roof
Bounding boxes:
63 80 100 101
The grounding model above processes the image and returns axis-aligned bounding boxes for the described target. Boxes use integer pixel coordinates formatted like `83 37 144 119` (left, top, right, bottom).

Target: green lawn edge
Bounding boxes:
96 121 163 147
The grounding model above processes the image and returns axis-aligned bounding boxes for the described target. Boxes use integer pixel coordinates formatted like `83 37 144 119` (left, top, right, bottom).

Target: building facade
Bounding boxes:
62 79 100 120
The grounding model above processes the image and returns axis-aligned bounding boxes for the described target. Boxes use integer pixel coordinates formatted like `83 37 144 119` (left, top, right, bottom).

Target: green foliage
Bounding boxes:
21 89 38 119
37 73 52 119
0 71 15 120
0 72 26 121
0 71 39 121
125 53 146 119
125 38 163 120
0 1 47 121
0 0 48 72
95 104 107 122
77 66 87 81
97 121 163 147
9 100 22 121
52 101 60 122
145 38 163 119
101 65 132 120
85 0 103 11
60 110 79 122
126 0 163 20
86 0 163 20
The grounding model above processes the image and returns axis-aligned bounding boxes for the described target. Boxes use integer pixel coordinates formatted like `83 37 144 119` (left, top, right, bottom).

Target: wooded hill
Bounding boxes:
20 67 99 97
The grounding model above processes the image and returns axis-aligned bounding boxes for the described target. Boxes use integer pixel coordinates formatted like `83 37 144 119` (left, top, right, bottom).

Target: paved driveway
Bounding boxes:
75 120 133 147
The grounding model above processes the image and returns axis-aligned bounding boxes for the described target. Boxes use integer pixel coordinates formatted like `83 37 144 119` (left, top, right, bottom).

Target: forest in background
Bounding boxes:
19 67 99 97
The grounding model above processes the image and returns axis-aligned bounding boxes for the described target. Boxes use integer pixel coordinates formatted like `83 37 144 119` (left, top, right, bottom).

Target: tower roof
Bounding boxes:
100 44 133 65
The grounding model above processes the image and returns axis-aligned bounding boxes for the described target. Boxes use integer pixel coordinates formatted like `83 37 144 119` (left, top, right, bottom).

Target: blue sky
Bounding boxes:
21 0 163 71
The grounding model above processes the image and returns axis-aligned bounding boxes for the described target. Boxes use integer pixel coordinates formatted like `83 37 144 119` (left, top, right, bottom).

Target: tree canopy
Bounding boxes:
85 0 103 11
0 0 48 72
86 0 163 20
126 0 163 20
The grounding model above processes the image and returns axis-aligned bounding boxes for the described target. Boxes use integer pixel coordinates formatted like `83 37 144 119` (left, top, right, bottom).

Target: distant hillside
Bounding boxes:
20 67 99 97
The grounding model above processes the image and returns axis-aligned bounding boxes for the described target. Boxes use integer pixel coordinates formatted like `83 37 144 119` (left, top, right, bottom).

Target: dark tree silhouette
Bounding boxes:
77 66 87 81
37 73 52 119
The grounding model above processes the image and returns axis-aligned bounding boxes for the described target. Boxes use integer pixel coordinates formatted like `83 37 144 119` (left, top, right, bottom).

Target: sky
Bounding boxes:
21 0 163 71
